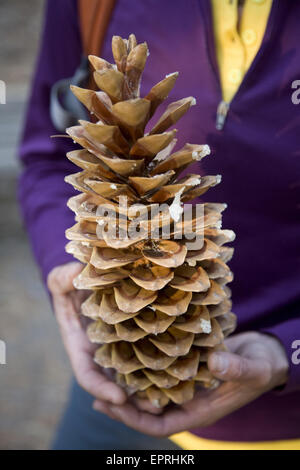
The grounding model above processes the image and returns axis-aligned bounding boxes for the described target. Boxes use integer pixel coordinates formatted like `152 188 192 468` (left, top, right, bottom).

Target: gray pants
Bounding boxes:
52 379 181 450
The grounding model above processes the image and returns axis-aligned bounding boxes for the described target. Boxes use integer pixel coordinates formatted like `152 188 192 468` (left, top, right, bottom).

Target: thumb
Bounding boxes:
208 351 267 384
47 262 83 295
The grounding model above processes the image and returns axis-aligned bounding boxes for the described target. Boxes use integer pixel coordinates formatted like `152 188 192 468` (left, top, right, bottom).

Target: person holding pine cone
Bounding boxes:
19 0 300 450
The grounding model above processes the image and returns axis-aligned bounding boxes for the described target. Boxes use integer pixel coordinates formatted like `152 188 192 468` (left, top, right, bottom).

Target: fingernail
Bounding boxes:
112 397 123 405
212 354 229 373
109 405 123 417
109 404 119 413
111 391 126 405
93 400 107 412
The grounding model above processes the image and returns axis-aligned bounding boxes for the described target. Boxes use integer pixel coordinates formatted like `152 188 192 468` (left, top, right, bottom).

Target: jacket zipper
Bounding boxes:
216 100 230 130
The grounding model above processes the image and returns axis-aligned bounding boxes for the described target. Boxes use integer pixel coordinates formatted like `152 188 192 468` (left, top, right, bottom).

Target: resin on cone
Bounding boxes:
65 34 236 407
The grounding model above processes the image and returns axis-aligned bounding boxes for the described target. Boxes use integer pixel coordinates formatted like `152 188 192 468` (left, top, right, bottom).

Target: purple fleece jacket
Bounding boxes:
18 0 300 441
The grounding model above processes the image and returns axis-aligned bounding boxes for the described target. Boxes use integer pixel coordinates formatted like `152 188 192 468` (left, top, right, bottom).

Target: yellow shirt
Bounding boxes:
211 0 272 103
170 432 300 451
170 0 300 450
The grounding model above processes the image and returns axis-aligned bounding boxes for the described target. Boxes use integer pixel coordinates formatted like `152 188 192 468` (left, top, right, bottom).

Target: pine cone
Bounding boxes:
65 34 236 408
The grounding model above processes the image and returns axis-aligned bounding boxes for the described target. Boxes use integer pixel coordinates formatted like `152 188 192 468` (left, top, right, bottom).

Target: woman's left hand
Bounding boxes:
93 331 289 437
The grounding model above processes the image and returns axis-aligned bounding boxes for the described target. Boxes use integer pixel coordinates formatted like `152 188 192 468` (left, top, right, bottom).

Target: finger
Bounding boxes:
224 331 263 354
47 262 83 294
72 341 127 404
61 320 127 405
93 400 170 436
69 289 90 312
93 399 123 420
53 290 82 329
77 365 128 405
208 351 268 384
224 333 249 352
130 396 164 415
56 296 127 406
94 393 213 437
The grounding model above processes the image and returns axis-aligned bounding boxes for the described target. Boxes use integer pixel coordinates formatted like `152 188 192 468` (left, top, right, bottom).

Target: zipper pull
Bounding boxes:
216 101 230 130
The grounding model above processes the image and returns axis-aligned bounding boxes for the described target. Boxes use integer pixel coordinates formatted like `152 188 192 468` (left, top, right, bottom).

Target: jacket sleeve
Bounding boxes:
261 316 300 394
18 0 82 284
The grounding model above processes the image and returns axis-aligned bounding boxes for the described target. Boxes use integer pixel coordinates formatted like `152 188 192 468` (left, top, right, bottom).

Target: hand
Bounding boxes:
47 262 127 406
93 331 289 437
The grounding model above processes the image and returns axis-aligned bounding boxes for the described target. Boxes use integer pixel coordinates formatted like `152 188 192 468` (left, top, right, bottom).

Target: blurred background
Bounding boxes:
0 0 71 449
